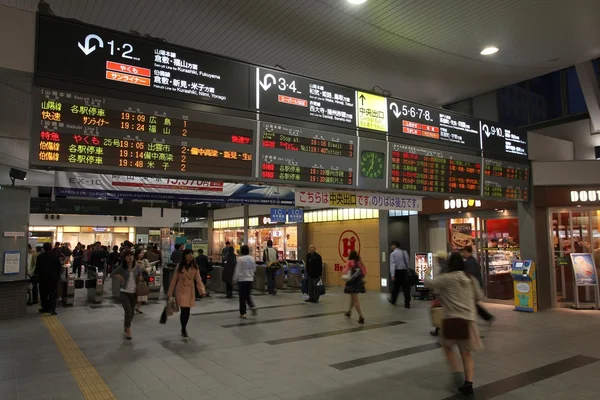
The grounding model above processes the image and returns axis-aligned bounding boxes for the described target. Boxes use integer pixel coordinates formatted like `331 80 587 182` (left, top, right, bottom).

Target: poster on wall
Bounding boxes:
3 251 21 275
450 223 473 251
570 253 598 286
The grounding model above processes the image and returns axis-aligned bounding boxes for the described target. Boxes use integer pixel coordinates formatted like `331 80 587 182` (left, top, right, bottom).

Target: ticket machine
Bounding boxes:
512 260 537 312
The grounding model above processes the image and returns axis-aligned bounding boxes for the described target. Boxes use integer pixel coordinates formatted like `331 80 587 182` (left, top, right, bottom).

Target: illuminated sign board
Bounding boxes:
356 91 387 132
483 159 529 201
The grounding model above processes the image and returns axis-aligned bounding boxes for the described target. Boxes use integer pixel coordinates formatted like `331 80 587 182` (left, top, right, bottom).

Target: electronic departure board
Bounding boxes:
389 143 481 196
480 122 528 159
387 99 481 151
483 159 529 201
36 15 252 109
32 88 255 179
257 68 356 128
258 122 356 187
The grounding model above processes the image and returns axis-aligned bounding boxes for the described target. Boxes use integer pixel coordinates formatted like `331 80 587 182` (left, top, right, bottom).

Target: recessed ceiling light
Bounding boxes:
481 46 499 55
347 0 367 4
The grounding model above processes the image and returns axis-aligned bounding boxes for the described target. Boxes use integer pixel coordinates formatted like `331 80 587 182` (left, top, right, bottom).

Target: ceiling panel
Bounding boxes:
2 0 599 105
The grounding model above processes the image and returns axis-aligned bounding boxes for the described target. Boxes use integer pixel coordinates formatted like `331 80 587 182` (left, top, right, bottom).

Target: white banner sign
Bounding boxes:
295 188 421 211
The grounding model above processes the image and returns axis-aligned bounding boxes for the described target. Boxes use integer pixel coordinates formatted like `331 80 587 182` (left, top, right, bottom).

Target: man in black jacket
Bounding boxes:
462 246 495 324
196 249 212 298
306 244 323 303
35 242 63 315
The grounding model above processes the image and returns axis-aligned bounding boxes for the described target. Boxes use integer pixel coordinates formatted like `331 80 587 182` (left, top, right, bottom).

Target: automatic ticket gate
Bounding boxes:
254 263 267 291
286 260 305 288
61 268 76 306
85 267 105 304
148 270 161 300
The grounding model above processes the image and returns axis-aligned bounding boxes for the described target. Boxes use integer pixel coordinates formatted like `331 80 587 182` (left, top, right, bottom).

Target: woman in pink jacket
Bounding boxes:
342 250 366 324
168 249 206 338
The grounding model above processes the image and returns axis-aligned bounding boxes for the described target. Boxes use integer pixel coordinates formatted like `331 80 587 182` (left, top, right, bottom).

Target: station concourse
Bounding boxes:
1 0 600 399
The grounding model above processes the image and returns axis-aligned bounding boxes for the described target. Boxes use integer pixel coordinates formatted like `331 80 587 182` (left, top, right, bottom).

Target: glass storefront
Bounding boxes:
211 228 244 261
550 209 600 306
248 226 298 261
448 214 521 301
37 226 134 248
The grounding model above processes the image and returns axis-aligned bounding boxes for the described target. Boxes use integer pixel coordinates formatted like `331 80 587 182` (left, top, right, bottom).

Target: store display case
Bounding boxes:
485 248 520 300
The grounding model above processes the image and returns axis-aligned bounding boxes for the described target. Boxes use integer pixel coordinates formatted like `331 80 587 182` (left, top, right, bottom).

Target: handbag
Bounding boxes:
317 278 326 296
136 281 150 296
166 297 179 316
430 307 443 329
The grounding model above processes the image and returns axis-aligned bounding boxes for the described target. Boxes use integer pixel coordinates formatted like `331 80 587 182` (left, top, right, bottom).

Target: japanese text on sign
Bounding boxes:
356 92 387 133
295 188 421 211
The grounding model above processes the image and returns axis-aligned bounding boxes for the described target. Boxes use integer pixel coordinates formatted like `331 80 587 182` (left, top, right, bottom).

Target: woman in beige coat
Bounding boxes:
168 249 206 338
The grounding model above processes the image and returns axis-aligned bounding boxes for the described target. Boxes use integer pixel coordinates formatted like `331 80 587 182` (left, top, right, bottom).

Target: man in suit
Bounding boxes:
196 249 212 298
306 245 323 303
388 241 411 308
35 242 63 315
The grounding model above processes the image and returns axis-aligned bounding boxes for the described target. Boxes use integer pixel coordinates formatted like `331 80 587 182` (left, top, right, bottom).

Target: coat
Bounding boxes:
222 247 236 283
306 252 323 279
167 265 205 308
111 263 142 289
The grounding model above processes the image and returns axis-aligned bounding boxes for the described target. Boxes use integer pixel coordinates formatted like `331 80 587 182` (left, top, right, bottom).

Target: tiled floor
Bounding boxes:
2 283 600 400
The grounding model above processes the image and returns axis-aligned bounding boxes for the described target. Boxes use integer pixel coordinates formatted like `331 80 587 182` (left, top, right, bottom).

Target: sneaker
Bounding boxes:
239 314 247 319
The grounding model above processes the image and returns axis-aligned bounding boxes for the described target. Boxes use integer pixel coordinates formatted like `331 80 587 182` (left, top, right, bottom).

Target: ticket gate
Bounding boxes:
254 264 267 291
148 270 161 300
210 265 226 293
85 268 104 304
275 267 284 289
62 270 76 306
286 260 305 288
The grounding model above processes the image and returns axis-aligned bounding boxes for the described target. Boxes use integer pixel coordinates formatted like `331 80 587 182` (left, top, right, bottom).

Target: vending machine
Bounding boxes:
511 260 538 312
414 252 433 300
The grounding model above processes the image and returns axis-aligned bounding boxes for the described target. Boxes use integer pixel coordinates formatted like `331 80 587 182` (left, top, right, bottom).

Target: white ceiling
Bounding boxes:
1 0 600 106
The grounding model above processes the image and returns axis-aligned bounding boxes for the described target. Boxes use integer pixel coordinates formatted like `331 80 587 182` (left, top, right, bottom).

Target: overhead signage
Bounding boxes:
258 121 356 187
356 92 387 132
35 15 252 109
389 143 481 196
53 172 294 204
482 159 529 201
570 190 600 203
270 208 287 223
295 188 421 211
257 68 355 127
480 121 528 159
388 99 481 151
287 208 304 223
32 87 255 180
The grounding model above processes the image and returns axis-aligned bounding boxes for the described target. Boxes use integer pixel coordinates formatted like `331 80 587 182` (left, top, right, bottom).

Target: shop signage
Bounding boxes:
570 190 600 203
337 229 361 267
443 199 482 210
295 188 421 211
269 208 286 223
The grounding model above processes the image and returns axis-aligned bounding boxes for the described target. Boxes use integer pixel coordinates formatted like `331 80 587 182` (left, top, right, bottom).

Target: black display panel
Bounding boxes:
32 87 255 180
389 143 481 196
36 15 252 109
258 122 356 187
483 159 529 201
480 121 528 159
387 99 481 151
257 68 356 128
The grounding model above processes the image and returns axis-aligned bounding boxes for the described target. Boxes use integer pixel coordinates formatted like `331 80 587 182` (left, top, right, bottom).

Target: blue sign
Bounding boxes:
270 208 287 223
287 208 304 223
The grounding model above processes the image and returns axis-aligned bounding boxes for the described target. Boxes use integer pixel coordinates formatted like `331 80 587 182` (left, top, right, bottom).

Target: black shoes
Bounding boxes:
305 299 313 302
50 311 58 316
358 316 365 324
404 303 411 309
182 329 188 339
388 298 396 306
458 382 474 395
344 311 351 318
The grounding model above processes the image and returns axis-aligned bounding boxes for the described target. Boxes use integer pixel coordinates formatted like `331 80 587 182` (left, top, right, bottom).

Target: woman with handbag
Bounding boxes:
424 252 483 395
342 251 366 324
134 249 154 314
111 250 143 340
168 249 206 339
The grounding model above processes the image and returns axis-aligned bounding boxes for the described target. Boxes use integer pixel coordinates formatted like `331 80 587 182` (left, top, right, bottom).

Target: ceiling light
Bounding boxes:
481 46 499 55
347 0 367 4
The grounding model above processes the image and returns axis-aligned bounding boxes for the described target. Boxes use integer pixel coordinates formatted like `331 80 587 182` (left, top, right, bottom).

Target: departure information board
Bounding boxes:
257 68 356 128
387 99 481 151
480 122 528 159
258 122 356 187
389 143 481 196
36 14 252 109
32 88 255 179
483 159 529 201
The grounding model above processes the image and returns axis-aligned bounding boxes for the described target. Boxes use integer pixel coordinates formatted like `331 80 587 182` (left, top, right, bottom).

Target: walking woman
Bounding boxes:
168 249 206 338
342 250 366 324
134 249 154 314
111 250 143 340
233 245 257 319
424 252 483 395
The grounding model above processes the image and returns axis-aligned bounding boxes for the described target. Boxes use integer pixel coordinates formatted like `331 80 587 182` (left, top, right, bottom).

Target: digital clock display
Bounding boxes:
389 143 481 196
35 14 252 109
32 88 255 179
483 158 529 201
258 122 356 187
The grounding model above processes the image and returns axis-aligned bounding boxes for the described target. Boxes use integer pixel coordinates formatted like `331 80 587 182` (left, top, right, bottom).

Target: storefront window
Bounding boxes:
484 218 520 301
211 229 244 261
248 226 298 261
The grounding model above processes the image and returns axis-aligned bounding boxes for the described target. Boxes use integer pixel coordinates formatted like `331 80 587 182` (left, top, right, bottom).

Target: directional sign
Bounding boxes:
287 208 304 223
270 208 287 223
356 92 387 132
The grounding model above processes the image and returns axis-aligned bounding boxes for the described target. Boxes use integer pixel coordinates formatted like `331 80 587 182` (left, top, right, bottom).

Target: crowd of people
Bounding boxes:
29 236 490 394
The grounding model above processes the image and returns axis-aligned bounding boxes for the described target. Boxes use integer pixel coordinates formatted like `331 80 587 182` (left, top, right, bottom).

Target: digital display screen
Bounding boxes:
257 68 356 128
480 122 528 159
258 122 356 187
483 158 529 201
36 15 252 109
387 99 481 151
389 143 481 196
32 88 255 179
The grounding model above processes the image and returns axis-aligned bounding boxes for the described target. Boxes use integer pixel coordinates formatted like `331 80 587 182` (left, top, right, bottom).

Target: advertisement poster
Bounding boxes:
450 223 473 251
414 252 433 290
3 251 21 275
570 253 598 286
192 239 208 255
54 172 294 205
